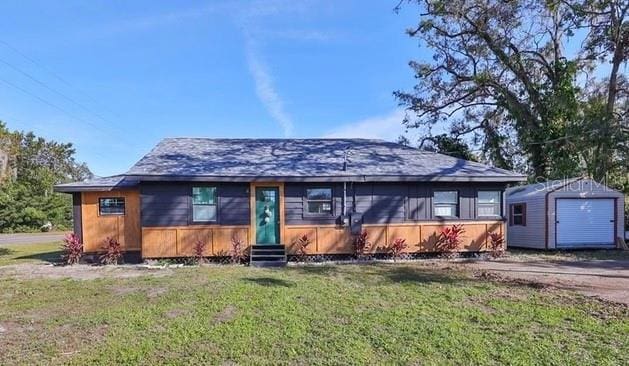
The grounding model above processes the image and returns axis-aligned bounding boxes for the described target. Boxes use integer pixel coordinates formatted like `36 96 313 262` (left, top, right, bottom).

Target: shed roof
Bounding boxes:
505 177 623 200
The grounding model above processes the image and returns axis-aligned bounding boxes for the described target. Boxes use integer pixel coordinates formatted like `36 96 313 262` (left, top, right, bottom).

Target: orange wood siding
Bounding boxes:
81 190 141 252
285 221 504 254
142 226 249 258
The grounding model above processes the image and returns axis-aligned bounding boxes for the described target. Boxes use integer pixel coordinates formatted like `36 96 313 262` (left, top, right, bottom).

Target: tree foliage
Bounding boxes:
0 122 91 232
396 0 627 183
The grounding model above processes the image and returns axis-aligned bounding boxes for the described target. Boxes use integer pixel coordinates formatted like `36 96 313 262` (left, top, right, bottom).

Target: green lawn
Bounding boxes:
0 241 62 266
1 259 627 364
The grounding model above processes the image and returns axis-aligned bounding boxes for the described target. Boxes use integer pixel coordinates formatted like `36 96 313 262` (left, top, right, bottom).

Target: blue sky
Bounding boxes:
0 0 427 177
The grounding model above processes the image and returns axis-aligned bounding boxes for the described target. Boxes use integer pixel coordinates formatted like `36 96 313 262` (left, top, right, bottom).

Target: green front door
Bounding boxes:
255 187 280 244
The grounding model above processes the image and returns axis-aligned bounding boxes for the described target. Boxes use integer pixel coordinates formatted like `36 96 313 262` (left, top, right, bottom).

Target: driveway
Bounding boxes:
0 232 66 245
464 258 629 305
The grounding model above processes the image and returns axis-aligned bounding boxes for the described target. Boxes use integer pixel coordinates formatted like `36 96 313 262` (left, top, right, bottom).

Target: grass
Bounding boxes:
0 241 62 266
1 262 628 365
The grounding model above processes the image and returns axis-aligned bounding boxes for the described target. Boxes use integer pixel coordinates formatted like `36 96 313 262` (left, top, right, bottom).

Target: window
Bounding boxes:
477 191 501 217
306 188 333 215
192 187 217 222
433 191 458 217
510 203 526 226
99 197 125 215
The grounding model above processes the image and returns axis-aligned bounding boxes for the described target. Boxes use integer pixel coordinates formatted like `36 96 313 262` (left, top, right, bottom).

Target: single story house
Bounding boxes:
55 138 526 264
506 178 625 249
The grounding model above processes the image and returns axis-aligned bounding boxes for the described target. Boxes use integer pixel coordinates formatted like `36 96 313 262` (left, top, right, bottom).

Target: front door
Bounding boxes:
255 187 280 244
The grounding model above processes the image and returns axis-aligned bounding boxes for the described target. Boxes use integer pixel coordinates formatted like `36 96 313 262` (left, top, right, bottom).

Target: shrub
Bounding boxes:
193 239 208 265
292 233 312 262
61 232 83 265
352 230 371 260
230 234 247 264
437 224 465 258
388 238 408 262
100 237 122 265
488 232 505 258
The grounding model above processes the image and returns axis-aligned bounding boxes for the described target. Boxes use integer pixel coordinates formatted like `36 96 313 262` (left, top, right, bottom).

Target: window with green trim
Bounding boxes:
192 187 217 222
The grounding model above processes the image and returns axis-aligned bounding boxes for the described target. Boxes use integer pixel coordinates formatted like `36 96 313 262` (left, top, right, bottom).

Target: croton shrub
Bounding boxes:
61 232 83 265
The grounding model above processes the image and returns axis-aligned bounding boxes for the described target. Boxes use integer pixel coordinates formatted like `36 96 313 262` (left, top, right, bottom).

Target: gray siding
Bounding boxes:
407 183 506 221
286 182 507 225
505 196 546 249
72 192 82 241
355 183 406 224
140 182 249 227
285 183 344 225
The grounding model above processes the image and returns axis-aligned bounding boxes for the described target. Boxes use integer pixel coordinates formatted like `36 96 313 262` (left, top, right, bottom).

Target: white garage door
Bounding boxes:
556 198 615 247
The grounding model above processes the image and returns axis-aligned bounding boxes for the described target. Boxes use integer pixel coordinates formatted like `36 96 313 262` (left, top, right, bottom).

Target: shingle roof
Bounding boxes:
54 175 139 192
122 138 526 182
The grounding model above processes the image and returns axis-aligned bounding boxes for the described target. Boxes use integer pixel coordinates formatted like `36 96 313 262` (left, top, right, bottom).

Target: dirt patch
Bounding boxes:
213 305 236 324
0 263 174 280
165 308 187 319
147 287 168 299
463 259 629 305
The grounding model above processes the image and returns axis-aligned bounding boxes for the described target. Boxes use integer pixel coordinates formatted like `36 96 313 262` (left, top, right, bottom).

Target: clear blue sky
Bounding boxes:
0 0 426 177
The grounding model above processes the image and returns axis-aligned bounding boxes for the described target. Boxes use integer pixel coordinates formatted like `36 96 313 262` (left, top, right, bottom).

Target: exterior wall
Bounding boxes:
74 181 509 258
80 190 141 253
505 196 546 249
72 192 83 242
142 225 249 258
284 221 505 254
140 182 250 226
284 182 507 225
284 182 344 225
547 179 624 248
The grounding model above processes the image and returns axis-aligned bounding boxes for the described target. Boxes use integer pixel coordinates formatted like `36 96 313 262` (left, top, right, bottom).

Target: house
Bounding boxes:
54 138 526 264
506 178 625 249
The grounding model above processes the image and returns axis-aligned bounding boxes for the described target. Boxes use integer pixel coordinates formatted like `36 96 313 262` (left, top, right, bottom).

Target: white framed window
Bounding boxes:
477 191 501 217
433 191 458 217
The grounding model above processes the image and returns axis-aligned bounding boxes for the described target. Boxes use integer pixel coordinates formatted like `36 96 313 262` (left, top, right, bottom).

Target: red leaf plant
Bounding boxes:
352 230 371 260
61 232 83 265
193 239 208 264
488 232 505 258
230 234 247 264
100 237 123 265
437 224 465 258
292 233 312 262
388 238 408 262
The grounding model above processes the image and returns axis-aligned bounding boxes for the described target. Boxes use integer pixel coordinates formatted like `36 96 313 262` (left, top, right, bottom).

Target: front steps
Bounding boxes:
250 244 287 267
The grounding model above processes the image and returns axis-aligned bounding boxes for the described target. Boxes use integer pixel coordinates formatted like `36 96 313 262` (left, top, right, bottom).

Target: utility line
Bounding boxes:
0 56 127 138
0 76 114 137
0 39 121 119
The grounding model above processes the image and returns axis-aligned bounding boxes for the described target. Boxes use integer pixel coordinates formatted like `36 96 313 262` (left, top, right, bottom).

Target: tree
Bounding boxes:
420 134 478 161
0 121 91 232
394 0 586 179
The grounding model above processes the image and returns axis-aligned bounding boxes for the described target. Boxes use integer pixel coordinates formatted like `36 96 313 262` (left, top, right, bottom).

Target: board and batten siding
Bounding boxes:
284 182 507 225
284 183 344 225
140 182 250 227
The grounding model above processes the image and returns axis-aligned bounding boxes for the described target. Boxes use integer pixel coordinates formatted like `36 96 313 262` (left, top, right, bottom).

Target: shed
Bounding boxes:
506 178 625 249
